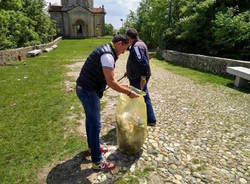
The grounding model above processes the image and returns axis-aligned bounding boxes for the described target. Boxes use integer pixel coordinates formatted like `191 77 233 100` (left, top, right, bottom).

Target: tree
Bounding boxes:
22 0 56 44
213 9 250 59
124 10 138 29
0 10 13 49
0 0 22 10
118 27 126 34
0 0 56 50
173 0 216 53
104 23 115 35
124 0 170 48
124 0 250 59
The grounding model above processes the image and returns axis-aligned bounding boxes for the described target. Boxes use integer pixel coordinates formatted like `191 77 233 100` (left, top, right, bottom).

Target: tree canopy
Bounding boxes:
0 0 56 50
123 0 250 60
104 23 115 36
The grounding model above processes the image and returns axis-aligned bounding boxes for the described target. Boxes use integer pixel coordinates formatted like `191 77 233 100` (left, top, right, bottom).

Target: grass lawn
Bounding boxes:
0 37 111 184
0 37 244 184
152 58 234 86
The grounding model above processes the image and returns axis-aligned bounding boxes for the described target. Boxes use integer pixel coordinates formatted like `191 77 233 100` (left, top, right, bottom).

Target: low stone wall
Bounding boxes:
0 37 62 65
162 50 250 75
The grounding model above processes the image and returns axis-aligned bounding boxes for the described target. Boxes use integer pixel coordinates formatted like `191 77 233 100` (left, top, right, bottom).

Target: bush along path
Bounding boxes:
46 52 249 184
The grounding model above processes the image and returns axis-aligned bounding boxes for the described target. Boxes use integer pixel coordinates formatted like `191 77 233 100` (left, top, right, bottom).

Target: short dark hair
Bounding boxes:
126 28 138 39
112 34 129 44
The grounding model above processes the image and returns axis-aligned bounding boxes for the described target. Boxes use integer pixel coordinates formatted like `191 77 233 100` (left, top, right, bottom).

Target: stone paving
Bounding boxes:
56 52 250 184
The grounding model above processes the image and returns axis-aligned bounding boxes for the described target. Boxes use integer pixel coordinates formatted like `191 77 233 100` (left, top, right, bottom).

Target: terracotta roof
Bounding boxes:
48 5 63 12
90 7 105 14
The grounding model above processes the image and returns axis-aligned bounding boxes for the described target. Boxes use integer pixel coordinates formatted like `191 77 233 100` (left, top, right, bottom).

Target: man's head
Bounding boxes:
126 28 138 45
112 34 129 56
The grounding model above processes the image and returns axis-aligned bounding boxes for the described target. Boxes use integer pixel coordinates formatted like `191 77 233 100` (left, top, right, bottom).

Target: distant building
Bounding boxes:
48 0 105 38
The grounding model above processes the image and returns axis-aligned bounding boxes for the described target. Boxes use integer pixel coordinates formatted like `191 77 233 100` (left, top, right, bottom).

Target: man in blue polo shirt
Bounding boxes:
126 28 156 126
76 35 138 172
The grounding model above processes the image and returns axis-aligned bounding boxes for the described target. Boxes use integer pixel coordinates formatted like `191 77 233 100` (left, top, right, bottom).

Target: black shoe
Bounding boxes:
147 121 156 126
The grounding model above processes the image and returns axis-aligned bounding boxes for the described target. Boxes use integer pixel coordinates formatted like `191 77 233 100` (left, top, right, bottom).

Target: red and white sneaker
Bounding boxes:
88 145 109 155
100 145 108 154
92 160 115 172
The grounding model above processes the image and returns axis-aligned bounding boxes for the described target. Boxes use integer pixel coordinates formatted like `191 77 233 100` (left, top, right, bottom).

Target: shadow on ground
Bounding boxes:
226 83 250 94
46 128 142 184
46 151 93 184
101 127 117 145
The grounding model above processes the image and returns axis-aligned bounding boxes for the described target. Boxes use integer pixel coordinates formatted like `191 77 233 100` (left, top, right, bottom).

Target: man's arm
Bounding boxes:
103 68 138 98
133 46 150 75
132 46 149 89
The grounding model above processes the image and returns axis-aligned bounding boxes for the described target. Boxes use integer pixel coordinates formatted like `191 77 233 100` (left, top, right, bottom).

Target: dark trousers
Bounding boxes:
129 78 156 124
76 86 102 163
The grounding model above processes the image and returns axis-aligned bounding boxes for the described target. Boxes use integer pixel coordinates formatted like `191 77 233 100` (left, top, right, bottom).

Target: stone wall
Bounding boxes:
50 12 64 36
0 37 62 65
94 14 105 36
162 50 250 75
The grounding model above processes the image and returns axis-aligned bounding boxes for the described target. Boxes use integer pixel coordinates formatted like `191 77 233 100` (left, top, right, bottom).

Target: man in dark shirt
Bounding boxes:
76 35 138 172
126 28 156 126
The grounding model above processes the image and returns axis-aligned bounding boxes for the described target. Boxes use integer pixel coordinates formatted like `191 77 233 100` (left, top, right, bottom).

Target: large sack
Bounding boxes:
116 87 147 155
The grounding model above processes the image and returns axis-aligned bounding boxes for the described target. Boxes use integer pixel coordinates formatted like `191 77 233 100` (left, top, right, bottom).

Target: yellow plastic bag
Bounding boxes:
116 86 147 155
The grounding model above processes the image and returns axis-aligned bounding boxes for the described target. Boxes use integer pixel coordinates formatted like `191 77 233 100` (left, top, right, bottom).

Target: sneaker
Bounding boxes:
88 145 109 155
100 145 108 154
92 160 115 172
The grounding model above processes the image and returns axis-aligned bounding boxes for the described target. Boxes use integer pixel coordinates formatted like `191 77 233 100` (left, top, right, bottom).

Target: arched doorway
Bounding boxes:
73 19 87 38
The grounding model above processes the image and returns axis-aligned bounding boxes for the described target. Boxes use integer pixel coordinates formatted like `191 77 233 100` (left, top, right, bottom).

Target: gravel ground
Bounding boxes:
46 52 250 184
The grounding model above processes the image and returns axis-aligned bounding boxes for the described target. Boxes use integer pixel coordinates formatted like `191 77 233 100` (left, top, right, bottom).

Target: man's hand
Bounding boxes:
127 90 139 98
140 76 146 90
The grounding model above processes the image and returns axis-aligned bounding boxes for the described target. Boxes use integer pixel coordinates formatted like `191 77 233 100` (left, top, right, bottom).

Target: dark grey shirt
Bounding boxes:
126 39 151 79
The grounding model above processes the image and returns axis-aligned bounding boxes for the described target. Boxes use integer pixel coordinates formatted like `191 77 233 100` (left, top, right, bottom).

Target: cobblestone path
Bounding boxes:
62 53 250 184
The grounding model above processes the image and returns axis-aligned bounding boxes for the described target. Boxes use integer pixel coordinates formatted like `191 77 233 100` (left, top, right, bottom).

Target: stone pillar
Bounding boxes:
234 76 249 88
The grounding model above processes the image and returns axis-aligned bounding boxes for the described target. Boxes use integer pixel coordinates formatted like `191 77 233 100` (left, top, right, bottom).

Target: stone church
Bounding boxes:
48 0 105 38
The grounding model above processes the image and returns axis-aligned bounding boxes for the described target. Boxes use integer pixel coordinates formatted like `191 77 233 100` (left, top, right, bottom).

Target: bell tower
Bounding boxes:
88 0 93 8
61 0 93 8
61 0 67 7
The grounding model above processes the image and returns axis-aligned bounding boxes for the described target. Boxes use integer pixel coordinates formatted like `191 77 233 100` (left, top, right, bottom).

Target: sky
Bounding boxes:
45 0 141 29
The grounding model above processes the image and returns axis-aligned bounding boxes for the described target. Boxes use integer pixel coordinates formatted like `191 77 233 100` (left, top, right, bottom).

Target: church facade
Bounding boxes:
48 0 105 38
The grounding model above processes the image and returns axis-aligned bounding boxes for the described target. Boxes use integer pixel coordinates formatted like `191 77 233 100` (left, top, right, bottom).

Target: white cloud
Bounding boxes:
45 0 141 29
